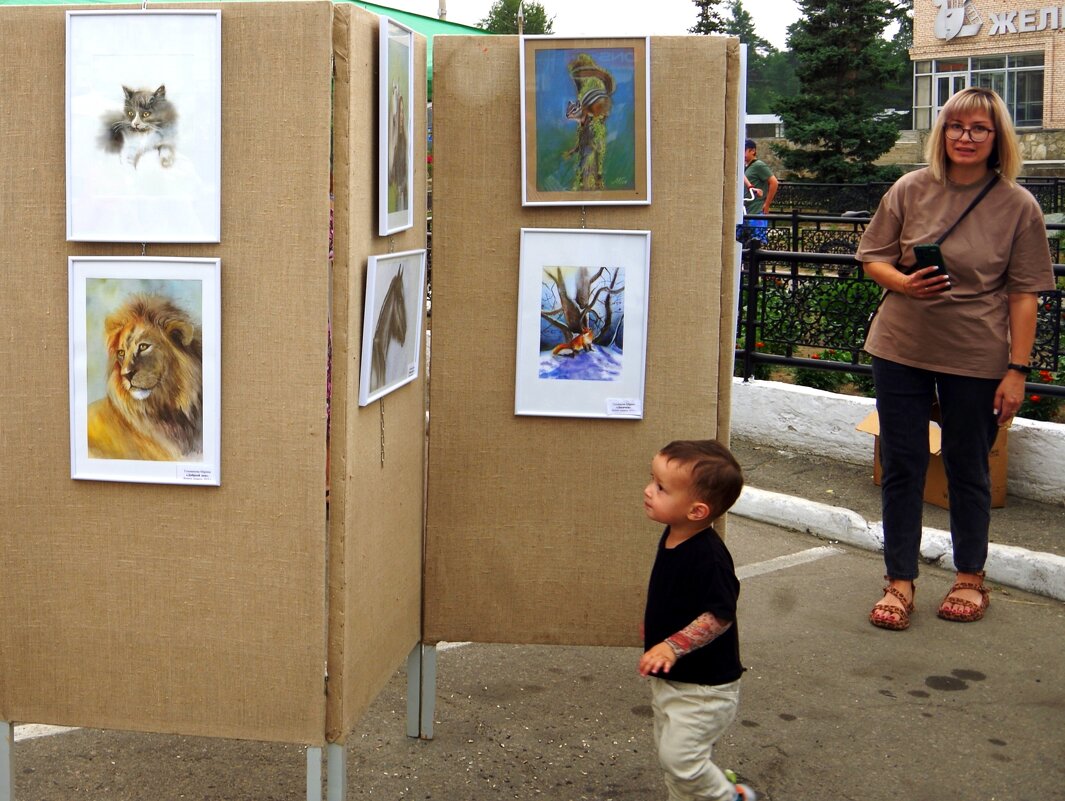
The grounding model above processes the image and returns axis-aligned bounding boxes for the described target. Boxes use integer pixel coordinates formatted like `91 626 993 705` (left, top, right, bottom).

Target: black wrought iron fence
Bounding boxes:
772 176 1065 215
735 239 1065 399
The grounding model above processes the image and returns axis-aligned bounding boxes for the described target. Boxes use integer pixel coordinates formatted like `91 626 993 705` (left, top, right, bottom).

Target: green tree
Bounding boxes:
723 0 798 114
774 0 902 182
479 0 554 34
725 0 773 57
689 0 727 34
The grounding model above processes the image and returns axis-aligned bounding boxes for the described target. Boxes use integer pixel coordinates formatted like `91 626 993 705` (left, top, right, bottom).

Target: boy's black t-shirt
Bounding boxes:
643 525 743 686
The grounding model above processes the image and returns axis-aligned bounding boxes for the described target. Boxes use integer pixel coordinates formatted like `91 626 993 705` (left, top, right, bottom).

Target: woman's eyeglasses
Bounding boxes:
944 123 995 142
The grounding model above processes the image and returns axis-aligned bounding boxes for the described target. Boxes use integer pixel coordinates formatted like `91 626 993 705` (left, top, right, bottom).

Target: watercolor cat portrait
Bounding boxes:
66 10 222 242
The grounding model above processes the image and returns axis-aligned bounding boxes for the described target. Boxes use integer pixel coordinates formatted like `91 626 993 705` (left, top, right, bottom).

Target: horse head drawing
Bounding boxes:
371 265 408 391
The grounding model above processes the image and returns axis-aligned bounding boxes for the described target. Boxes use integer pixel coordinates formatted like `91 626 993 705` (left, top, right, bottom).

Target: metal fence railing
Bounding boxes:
735 237 1065 400
772 176 1065 215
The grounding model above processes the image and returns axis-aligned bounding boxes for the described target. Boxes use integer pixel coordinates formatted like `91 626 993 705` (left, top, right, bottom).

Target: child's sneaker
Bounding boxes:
733 783 758 801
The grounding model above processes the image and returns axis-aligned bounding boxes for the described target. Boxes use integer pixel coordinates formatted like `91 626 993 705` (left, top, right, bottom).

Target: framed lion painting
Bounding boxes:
68 257 222 485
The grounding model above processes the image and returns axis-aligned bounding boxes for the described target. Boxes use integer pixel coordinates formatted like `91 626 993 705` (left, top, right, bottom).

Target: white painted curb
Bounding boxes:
731 378 1065 506
734 486 1065 602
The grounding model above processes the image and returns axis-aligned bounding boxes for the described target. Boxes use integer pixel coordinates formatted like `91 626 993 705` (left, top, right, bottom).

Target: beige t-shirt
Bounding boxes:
857 168 1055 378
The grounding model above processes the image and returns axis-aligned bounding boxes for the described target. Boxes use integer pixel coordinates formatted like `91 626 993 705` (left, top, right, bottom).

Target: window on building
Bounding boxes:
913 53 1044 129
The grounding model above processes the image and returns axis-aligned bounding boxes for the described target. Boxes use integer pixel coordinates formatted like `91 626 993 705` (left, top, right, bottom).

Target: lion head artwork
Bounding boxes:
86 293 203 461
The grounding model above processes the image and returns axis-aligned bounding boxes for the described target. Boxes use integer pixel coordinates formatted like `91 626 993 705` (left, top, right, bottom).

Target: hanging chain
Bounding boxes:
379 400 386 467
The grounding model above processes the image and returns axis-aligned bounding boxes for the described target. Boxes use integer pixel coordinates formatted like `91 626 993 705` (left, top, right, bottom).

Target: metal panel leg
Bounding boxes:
326 742 346 801
406 644 421 739
419 644 437 740
306 746 322 801
2 722 13 801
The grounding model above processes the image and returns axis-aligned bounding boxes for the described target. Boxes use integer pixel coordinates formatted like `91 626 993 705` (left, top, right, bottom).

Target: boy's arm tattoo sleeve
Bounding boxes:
664 612 733 658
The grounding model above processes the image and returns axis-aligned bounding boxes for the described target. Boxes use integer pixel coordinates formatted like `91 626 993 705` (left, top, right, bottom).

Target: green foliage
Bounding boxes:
773 0 904 182
723 0 799 114
689 0 728 34
1018 368 1063 422
795 348 874 394
479 0 554 34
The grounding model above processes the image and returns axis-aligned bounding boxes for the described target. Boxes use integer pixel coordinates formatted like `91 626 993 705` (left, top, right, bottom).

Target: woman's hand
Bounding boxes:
863 261 950 298
994 371 1026 425
898 265 951 298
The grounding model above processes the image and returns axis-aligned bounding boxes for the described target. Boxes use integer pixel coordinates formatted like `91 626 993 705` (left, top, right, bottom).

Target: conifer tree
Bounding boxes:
689 0 727 34
724 0 798 114
774 0 902 182
479 0 553 34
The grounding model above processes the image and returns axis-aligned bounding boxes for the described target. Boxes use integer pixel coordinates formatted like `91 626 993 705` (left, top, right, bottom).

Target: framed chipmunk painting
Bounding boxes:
520 36 651 206
515 229 650 418
66 10 222 242
68 257 222 485
379 16 415 236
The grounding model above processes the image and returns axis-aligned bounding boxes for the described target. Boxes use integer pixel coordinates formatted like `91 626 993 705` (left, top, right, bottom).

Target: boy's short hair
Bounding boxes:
744 138 756 151
659 439 744 517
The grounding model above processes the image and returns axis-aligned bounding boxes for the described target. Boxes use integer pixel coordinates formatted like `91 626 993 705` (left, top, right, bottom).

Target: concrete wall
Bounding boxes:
731 378 1065 506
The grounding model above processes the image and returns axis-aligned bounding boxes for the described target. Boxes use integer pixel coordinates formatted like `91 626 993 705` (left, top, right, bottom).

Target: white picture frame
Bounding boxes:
359 248 427 406
66 10 222 243
516 228 651 418
68 257 222 485
378 17 415 236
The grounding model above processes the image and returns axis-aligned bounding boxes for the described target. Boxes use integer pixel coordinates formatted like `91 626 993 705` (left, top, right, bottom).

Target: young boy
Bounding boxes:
639 440 755 801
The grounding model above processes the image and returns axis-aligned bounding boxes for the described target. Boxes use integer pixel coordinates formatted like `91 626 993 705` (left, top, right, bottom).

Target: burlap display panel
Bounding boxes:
326 4 427 742
0 2 333 744
425 36 741 646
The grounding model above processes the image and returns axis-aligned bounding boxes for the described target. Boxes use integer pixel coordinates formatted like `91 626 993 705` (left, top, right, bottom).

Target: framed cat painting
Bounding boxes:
66 10 222 243
378 17 415 236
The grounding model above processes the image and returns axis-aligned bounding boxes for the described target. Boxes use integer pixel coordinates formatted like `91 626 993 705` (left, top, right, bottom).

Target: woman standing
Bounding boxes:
857 87 1055 630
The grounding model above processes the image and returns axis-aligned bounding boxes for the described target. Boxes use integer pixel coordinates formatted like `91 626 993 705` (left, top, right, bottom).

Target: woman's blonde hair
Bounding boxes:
925 87 1022 183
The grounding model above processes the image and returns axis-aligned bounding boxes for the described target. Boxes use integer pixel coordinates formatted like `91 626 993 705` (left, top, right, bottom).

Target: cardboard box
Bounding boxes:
856 410 1007 509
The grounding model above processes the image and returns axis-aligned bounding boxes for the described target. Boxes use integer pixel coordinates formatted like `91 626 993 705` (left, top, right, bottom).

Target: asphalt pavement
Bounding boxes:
10 441 1065 800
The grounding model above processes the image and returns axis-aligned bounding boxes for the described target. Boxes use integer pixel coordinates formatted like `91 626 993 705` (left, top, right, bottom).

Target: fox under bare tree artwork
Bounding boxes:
99 84 178 168
539 265 625 381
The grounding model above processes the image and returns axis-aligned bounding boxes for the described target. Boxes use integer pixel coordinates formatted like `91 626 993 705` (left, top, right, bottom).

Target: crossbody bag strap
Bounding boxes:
934 173 1000 245
866 173 1000 333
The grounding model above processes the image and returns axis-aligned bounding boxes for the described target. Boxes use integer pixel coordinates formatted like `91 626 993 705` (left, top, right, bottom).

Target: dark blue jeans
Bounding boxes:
872 357 1001 580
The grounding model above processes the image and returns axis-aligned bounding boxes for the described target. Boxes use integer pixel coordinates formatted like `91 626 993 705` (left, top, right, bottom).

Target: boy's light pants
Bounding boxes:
651 676 741 801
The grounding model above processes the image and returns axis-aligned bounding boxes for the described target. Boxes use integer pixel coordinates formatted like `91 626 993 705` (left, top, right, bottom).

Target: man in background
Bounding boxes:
743 138 778 240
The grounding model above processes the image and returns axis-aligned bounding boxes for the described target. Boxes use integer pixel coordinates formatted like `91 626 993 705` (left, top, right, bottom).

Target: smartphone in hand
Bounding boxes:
913 243 950 282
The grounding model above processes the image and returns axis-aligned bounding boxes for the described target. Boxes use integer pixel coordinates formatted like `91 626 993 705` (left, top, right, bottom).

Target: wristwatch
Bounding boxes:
1007 362 1032 375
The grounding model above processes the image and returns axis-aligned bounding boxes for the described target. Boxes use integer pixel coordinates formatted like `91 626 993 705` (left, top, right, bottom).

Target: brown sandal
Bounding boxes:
937 572 990 622
869 578 915 631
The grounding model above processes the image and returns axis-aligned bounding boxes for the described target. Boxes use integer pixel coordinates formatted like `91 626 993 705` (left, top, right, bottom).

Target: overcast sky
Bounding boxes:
380 0 801 50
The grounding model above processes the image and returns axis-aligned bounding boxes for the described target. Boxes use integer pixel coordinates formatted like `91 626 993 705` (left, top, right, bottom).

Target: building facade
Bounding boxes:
912 0 1061 130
